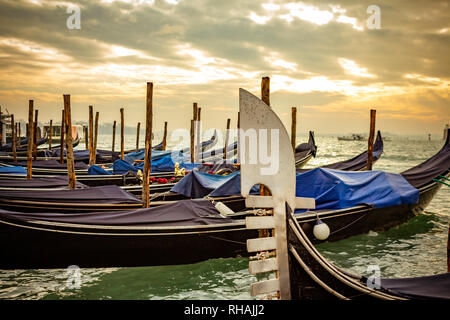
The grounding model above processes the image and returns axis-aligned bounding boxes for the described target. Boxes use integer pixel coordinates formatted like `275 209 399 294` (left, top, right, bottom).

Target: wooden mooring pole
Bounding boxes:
136 122 141 151
94 111 99 153
33 109 38 160
64 94 76 190
291 107 297 152
196 107 201 162
88 106 94 165
11 114 16 163
120 108 124 160
162 121 168 151
367 109 376 170
49 119 53 151
142 82 153 208
224 118 231 160
84 126 88 150
191 103 198 163
60 109 65 164
190 119 194 163
112 120 116 154
26 100 34 180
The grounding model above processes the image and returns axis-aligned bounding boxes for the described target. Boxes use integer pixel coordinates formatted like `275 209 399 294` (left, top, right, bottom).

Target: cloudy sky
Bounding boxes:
0 0 448 137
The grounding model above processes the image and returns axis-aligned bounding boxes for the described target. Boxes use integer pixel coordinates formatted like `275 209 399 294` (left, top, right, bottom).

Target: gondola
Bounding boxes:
0 89 448 270
286 206 450 300
0 129 447 269
0 131 386 212
295 131 317 169
0 131 48 153
0 133 219 183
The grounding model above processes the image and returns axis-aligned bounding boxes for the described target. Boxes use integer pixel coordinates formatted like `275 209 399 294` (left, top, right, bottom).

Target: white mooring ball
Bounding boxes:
313 219 330 240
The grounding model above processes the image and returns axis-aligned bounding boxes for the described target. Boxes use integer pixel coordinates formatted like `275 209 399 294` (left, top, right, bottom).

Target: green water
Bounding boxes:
0 135 448 300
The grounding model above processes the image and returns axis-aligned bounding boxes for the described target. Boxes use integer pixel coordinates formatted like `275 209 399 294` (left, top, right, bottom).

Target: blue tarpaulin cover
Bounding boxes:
174 167 419 210
0 166 27 174
88 165 112 175
294 168 419 210
171 170 240 198
99 158 201 175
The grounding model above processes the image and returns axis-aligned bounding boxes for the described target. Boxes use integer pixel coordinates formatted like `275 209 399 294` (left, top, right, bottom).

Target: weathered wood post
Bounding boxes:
0 106 2 148
162 121 168 151
88 106 94 166
26 100 34 180
120 108 124 160
291 107 297 152
136 122 141 151
33 109 38 160
49 119 53 150
224 118 231 160
142 82 153 208
261 76 270 107
367 109 376 170
94 111 99 152
64 95 76 190
196 107 201 162
260 77 271 197
84 126 88 150
112 120 116 154
60 109 65 164
191 103 198 163
17 122 21 147
190 119 194 163
11 114 16 163
259 77 272 241
15 123 19 148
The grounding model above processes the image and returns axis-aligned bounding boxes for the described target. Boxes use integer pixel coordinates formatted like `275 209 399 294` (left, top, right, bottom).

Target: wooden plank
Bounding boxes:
142 82 153 208
246 216 275 229
250 279 279 296
367 109 376 170
63 94 76 190
26 100 34 180
249 258 278 274
247 237 277 252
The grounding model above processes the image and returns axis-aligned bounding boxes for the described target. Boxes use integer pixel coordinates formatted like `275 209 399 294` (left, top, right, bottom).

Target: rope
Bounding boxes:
329 213 368 235
207 235 246 245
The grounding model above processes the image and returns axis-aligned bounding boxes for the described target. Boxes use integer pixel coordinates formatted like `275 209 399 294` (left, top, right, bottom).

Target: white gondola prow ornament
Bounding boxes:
313 219 330 240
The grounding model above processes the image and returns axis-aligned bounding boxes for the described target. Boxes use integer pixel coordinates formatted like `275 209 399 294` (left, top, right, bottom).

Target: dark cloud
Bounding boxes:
0 0 448 134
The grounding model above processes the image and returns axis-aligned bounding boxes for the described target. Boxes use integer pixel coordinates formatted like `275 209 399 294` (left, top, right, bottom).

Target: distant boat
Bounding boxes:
337 134 366 141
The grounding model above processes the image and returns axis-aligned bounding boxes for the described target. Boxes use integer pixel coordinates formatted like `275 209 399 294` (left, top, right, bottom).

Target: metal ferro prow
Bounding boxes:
239 88 315 300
